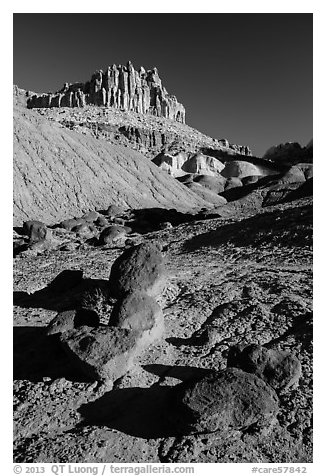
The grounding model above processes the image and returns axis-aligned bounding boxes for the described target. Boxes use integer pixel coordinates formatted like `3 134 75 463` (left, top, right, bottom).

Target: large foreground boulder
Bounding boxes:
169 367 279 435
60 326 141 381
108 243 166 298
227 344 301 391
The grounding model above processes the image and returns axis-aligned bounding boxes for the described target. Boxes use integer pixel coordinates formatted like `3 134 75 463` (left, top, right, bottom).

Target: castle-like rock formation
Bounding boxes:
27 61 186 123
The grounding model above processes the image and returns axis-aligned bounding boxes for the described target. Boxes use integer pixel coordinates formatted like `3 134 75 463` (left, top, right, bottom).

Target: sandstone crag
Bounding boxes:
27 61 186 123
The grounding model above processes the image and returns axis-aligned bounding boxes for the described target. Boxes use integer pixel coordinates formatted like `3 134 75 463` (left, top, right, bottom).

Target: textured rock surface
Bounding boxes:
98 225 128 245
227 344 302 391
13 80 312 463
16 86 252 161
14 197 312 463
46 309 100 336
27 62 186 123
169 368 279 434
108 243 166 298
22 220 45 236
110 290 164 333
60 326 141 381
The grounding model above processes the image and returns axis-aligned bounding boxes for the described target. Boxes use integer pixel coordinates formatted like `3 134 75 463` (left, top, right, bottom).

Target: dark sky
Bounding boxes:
13 13 312 157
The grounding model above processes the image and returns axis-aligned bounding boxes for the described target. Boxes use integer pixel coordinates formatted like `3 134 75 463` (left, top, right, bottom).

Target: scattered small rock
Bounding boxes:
112 217 125 226
95 216 109 228
105 204 124 218
24 221 51 243
60 218 79 231
22 220 45 236
82 211 99 222
99 225 127 245
72 223 92 236
59 242 79 252
159 222 173 230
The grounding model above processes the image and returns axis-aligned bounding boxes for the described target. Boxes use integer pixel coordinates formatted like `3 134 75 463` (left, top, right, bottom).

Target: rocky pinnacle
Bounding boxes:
27 61 186 123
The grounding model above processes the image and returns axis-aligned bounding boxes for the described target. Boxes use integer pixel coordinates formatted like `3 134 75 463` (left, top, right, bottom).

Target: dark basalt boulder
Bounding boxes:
60 218 79 231
60 325 142 381
46 309 100 336
105 204 125 218
23 220 51 243
95 215 109 228
72 223 92 236
22 220 45 236
110 290 164 334
108 242 166 298
82 211 99 222
169 367 279 435
98 225 127 245
227 343 301 391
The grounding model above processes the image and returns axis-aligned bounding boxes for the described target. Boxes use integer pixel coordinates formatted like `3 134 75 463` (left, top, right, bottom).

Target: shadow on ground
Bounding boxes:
13 273 109 312
78 363 211 439
183 203 312 253
13 326 93 383
78 385 175 438
143 363 210 381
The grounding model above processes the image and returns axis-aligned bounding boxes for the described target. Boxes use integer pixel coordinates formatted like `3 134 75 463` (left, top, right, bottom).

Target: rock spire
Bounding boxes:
27 61 186 123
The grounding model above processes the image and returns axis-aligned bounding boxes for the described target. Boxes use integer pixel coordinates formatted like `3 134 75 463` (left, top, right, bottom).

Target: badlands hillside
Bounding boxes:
13 63 313 464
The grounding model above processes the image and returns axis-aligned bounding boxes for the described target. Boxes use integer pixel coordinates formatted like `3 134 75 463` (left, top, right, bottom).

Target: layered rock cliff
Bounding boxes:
27 61 186 123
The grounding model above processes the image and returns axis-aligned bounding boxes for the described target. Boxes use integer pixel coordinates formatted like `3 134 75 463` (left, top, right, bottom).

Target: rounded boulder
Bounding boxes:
110 290 164 333
108 242 166 298
169 367 279 435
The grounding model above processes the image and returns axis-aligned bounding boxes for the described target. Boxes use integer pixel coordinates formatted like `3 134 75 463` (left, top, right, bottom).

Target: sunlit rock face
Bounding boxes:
27 61 186 123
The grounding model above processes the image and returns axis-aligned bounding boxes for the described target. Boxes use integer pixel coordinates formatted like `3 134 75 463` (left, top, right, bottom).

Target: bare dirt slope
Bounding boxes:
13 197 312 463
13 105 214 226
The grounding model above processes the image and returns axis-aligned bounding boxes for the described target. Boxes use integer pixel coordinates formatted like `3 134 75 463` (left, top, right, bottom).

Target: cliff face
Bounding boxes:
27 61 186 123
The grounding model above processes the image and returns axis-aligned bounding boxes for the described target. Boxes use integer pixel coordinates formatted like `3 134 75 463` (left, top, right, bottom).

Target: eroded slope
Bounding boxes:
14 105 212 226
